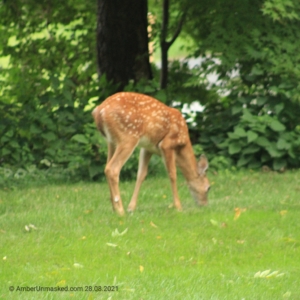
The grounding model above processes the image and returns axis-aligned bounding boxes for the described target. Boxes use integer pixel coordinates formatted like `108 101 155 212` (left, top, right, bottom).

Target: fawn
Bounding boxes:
92 92 210 215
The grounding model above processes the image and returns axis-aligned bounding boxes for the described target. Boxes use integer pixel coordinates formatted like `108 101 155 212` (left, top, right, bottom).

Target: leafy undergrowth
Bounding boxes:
0 170 299 299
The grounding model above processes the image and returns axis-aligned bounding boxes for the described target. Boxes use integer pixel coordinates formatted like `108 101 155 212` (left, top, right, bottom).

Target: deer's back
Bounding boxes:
92 92 189 151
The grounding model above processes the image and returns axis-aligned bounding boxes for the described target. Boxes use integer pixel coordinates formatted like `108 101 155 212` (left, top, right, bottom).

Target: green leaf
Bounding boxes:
232 105 243 115
1 148 11 155
217 140 229 149
210 136 223 144
277 138 291 150
269 86 279 94
42 132 57 141
247 131 258 143
288 148 296 159
255 136 270 148
72 134 89 144
229 142 242 155
63 90 73 102
261 153 271 163
241 109 254 122
42 118 56 130
237 155 252 167
30 124 42 134
266 146 283 158
155 90 167 103
274 103 284 114
251 65 264 75
248 160 261 169
242 144 260 154
273 158 287 171
234 127 247 137
5 130 14 138
257 97 268 105
228 132 240 140
269 120 285 132
88 165 101 178
9 140 20 148
50 76 60 90
45 148 56 156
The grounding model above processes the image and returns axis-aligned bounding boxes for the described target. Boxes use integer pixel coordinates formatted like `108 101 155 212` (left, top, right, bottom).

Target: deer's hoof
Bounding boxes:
127 206 135 213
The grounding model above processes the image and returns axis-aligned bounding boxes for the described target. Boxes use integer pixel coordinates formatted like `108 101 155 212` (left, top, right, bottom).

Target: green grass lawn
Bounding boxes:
0 170 299 299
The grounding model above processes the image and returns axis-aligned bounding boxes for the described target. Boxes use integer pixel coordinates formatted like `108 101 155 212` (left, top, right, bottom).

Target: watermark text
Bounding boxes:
9 285 118 292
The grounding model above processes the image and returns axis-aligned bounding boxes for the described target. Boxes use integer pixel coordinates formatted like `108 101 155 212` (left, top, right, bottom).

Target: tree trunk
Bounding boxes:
160 0 170 90
97 0 152 91
160 0 185 89
160 41 169 90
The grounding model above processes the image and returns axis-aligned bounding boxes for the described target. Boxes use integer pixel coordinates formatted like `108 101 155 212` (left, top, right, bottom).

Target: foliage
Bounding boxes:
0 0 110 179
1 0 300 179
222 110 300 171
180 0 300 170
148 0 300 171
0 71 112 180
192 79 300 170
0 1 184 181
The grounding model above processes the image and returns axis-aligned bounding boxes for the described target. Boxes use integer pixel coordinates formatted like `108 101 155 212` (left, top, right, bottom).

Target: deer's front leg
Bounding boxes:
159 145 182 211
104 163 125 216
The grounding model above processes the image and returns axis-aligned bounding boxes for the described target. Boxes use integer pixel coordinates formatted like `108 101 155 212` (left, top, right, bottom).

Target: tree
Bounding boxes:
180 0 300 170
182 0 300 100
96 0 152 90
159 0 185 89
0 0 103 175
1 0 300 174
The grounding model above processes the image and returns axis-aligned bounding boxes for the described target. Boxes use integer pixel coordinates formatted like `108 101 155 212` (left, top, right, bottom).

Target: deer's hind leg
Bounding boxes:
106 142 116 209
127 148 153 212
105 138 138 215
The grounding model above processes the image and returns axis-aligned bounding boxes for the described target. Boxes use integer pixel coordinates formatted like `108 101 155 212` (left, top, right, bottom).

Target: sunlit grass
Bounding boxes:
0 170 299 299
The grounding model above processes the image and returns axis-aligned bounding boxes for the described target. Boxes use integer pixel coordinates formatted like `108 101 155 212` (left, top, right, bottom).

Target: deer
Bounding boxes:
92 92 210 215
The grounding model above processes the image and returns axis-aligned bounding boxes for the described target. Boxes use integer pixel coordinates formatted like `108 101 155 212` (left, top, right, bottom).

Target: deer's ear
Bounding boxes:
197 154 209 175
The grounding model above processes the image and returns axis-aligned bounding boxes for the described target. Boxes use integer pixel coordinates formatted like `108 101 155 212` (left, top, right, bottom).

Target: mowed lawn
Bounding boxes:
0 170 299 299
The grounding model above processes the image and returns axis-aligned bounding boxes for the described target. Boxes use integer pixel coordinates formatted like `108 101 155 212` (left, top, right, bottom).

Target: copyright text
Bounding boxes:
9 285 118 292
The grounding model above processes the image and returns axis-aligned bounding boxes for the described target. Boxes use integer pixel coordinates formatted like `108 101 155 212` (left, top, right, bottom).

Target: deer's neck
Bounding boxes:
176 142 199 182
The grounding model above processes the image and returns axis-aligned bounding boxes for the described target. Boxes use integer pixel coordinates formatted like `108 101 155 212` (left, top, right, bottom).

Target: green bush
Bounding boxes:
2 59 300 186
0 73 112 181
192 61 300 171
